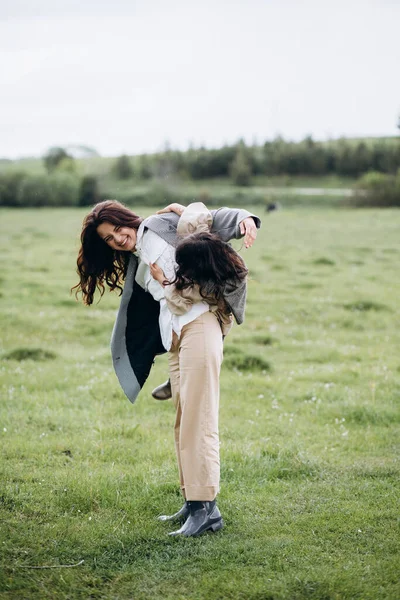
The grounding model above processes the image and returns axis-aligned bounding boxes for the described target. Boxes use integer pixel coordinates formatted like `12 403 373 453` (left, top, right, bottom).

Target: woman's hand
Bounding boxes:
156 203 186 216
150 262 167 285
239 217 258 248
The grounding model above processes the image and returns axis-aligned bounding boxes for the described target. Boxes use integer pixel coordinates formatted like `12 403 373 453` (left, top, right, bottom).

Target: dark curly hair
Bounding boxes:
72 200 143 305
171 232 248 301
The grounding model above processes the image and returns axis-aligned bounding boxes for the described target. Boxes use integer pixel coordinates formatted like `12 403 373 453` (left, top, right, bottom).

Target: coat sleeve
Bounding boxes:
210 207 261 241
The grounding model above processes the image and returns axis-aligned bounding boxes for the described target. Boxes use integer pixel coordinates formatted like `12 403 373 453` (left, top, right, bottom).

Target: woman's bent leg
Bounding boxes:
178 312 223 501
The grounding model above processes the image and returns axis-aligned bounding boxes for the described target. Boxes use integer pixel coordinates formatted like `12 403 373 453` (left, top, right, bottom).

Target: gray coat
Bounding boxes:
111 207 261 403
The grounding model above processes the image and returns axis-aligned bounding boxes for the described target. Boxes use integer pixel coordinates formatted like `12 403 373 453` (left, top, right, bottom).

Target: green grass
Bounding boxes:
0 207 399 599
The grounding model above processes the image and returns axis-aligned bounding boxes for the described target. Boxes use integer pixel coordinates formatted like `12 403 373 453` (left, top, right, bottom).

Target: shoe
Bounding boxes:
168 500 224 537
157 501 190 523
151 379 172 401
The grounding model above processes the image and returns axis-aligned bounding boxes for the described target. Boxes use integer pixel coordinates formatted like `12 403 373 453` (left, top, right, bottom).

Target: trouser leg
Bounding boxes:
168 335 185 498
177 312 223 501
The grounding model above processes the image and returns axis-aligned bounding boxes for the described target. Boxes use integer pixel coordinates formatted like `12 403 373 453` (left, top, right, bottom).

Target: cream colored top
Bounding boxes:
164 284 233 336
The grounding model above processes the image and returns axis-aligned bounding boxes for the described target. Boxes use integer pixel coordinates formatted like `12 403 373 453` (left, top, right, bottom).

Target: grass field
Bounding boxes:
0 206 399 600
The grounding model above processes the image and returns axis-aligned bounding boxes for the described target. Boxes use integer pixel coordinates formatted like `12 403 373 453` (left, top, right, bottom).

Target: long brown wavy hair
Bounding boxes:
73 200 143 305
171 232 248 301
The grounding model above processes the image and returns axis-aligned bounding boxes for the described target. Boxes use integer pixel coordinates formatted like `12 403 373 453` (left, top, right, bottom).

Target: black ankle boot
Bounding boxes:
151 379 172 400
168 500 223 537
157 501 190 523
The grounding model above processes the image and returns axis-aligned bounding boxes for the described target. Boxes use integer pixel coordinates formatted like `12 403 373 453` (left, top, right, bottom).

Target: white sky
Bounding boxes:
1 0 399 158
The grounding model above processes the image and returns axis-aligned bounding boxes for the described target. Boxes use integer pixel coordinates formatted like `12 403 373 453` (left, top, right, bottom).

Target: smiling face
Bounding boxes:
96 221 138 252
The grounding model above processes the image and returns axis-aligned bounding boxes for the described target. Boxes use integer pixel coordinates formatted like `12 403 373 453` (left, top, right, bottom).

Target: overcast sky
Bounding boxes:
1 0 399 158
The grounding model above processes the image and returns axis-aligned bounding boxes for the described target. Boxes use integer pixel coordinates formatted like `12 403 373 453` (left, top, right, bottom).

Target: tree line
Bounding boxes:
0 136 399 207
115 137 400 184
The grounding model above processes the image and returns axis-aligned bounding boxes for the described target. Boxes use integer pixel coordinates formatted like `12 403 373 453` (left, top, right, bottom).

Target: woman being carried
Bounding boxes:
150 231 248 338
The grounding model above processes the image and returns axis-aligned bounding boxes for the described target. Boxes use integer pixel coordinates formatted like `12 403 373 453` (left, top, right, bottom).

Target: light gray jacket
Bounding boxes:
111 207 261 403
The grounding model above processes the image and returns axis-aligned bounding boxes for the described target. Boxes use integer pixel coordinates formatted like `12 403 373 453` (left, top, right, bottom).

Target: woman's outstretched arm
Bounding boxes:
156 202 261 247
210 207 261 245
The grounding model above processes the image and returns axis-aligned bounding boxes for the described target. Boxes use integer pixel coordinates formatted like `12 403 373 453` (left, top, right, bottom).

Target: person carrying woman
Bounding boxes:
74 200 260 537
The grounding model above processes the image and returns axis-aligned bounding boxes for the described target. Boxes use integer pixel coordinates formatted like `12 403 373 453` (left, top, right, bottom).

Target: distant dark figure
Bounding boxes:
266 202 280 213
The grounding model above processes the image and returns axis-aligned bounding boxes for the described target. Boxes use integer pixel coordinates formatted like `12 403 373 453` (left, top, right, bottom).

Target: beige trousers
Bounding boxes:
168 311 223 501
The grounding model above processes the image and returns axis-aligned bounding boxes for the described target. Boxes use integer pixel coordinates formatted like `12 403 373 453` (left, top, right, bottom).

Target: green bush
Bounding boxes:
137 155 152 179
17 174 53 207
0 171 26 206
55 157 78 175
43 146 73 173
229 144 252 186
113 155 134 179
355 171 388 188
186 146 236 179
353 170 400 207
78 175 100 206
48 173 80 206
0 171 81 207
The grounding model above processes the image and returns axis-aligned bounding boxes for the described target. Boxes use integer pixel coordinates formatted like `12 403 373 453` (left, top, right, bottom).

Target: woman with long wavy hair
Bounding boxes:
74 199 260 537
150 231 249 337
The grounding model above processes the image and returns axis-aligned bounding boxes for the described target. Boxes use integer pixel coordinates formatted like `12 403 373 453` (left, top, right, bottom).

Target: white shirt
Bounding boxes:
133 223 208 350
